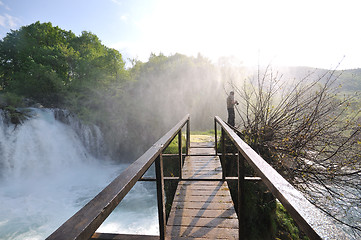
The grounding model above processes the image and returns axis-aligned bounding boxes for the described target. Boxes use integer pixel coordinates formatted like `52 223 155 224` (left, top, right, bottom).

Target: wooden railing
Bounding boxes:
214 116 349 240
47 114 190 240
47 114 347 240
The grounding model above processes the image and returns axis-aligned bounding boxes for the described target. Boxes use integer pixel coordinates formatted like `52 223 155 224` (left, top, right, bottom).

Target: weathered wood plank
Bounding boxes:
172 195 233 203
178 181 229 187
189 148 216 155
167 216 238 228
170 201 234 210
175 189 230 197
170 209 237 219
167 146 238 239
190 142 215 148
166 226 238 239
181 155 222 181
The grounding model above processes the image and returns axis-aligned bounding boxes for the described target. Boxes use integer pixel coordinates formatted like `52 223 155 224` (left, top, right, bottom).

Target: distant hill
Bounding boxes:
336 68 361 93
270 66 361 94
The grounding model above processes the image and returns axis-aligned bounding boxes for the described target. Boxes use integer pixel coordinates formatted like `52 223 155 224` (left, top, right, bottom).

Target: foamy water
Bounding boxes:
0 109 158 240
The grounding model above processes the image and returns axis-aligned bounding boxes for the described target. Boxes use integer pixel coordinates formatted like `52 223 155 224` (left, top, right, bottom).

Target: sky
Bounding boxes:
0 0 360 69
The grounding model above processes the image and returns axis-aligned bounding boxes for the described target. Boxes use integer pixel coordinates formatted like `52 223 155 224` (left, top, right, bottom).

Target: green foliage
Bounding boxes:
0 92 24 107
0 21 127 108
275 202 310 240
243 181 277 239
68 31 127 90
163 135 186 154
163 137 180 154
0 22 74 104
0 92 29 125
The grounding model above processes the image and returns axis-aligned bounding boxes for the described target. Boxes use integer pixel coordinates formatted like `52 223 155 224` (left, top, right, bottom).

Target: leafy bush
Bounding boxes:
0 92 24 108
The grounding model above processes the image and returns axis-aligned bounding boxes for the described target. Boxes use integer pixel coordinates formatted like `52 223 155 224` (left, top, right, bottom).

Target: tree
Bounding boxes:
231 65 361 237
0 21 77 104
0 22 127 107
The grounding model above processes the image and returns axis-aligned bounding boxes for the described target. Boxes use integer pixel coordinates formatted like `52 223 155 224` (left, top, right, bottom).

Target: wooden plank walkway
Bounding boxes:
166 141 239 239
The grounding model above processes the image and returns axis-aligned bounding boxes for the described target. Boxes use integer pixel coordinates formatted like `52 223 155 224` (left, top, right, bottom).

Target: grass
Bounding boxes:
163 130 216 154
191 129 215 135
163 135 186 154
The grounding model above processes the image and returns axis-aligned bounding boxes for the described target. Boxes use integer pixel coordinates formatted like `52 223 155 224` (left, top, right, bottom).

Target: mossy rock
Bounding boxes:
3 106 31 125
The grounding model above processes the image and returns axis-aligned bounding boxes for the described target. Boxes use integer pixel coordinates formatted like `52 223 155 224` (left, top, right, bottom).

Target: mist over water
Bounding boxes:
0 109 158 240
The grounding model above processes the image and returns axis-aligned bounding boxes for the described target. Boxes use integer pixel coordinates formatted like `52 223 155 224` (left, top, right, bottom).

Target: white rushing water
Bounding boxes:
0 108 158 240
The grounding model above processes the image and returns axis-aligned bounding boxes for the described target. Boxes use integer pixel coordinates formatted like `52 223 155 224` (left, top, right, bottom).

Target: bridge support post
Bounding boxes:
186 118 190 155
221 129 226 180
178 131 183 179
155 154 166 240
238 151 245 239
214 118 218 156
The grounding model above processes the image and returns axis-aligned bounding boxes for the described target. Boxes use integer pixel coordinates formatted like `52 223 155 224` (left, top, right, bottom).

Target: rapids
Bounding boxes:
0 108 158 240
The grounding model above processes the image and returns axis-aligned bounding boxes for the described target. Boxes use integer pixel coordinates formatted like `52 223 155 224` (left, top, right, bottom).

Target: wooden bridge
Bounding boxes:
166 141 238 239
47 115 349 240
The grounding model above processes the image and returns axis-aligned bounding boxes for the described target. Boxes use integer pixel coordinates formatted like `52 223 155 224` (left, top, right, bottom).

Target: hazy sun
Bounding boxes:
132 0 361 69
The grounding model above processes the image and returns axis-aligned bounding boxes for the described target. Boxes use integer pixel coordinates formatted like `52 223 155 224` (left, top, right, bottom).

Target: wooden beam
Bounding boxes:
140 176 262 181
91 233 158 240
155 154 166 240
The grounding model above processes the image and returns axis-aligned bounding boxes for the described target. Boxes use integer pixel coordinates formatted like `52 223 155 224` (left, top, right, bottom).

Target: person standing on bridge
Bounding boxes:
227 91 238 127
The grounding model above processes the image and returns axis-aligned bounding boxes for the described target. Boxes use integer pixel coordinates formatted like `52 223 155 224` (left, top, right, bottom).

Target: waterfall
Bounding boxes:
53 109 105 158
0 108 158 240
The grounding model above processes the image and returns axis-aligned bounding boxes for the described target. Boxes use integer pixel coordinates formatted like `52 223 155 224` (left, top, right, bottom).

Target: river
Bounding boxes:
0 108 159 240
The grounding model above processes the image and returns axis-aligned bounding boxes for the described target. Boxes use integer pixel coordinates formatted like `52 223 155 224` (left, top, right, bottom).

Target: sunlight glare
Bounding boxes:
127 0 361 69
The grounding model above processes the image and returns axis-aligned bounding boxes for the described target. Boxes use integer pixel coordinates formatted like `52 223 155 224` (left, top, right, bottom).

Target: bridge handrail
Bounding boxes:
47 114 190 240
214 116 348 240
